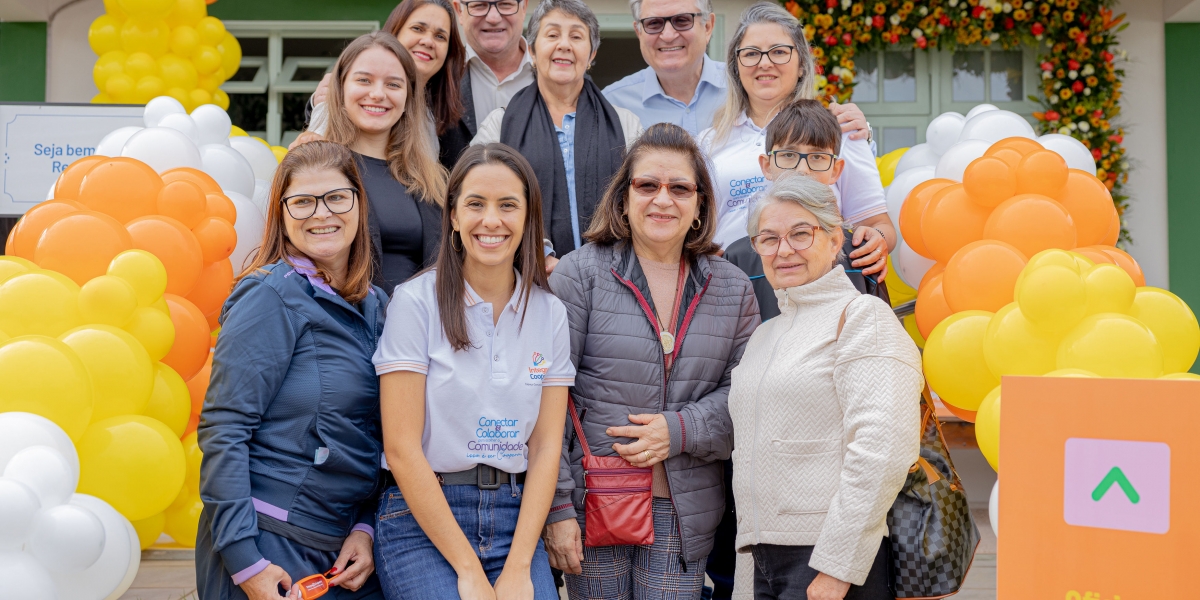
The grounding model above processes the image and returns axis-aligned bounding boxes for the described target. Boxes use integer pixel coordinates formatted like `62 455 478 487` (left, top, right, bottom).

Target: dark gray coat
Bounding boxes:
547 242 760 562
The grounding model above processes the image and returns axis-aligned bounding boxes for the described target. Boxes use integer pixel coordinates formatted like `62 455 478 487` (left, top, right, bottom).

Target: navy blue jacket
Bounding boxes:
198 259 387 577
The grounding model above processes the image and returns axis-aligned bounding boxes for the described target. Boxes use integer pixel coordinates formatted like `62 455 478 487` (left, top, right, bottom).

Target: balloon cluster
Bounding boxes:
89 0 241 110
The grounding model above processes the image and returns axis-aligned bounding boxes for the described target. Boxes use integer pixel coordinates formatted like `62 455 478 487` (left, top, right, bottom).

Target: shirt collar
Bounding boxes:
640 55 727 104
464 39 533 75
463 268 526 313
287 255 337 296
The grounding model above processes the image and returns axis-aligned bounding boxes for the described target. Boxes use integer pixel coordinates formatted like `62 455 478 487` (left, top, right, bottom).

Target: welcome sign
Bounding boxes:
998 376 1200 599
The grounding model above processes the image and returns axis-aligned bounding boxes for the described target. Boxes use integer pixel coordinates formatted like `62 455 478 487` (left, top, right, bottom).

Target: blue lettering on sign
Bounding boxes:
34 144 95 158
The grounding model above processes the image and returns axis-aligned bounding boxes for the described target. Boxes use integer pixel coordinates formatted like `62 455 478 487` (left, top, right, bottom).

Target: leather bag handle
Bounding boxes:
566 395 593 459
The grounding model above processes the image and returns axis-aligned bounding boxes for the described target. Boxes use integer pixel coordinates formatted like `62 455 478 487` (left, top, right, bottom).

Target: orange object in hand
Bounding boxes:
292 568 337 599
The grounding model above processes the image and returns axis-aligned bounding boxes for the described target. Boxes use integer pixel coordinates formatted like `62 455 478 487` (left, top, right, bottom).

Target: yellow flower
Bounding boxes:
1073 104 1086 116
851 3 864 16
1067 0 1079 8
1086 76 1099 87
874 2 887 15
1013 9 1027 20
1064 10 1075 22
1060 88 1072 99
902 1 914 11
984 20 994 31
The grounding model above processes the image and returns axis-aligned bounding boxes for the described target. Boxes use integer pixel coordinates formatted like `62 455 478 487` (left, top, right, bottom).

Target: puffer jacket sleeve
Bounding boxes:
546 253 590 524
198 278 300 580
809 296 923 586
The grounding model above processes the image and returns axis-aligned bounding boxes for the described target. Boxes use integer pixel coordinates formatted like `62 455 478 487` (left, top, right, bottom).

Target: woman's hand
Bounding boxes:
289 130 324 150
545 255 559 274
542 519 583 575
458 568 498 600
609 414 671 467
493 563 534 600
848 227 888 277
808 572 852 600
239 564 292 600
829 101 870 141
313 73 332 106
326 530 374 591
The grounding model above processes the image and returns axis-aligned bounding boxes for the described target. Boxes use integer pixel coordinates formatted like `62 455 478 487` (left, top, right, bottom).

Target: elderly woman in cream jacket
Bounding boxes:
728 172 923 600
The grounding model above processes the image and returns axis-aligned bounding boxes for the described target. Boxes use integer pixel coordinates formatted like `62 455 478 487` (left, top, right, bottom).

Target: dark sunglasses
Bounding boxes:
637 12 702 35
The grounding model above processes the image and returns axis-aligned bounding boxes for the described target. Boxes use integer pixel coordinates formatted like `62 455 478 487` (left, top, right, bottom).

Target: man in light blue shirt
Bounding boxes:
603 0 726 136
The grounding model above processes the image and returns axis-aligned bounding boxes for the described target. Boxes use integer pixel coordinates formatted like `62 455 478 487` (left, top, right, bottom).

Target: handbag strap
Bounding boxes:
566 395 594 459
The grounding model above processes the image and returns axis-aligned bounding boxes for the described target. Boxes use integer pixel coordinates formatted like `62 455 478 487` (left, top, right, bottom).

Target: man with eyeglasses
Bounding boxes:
452 0 536 136
602 0 726 136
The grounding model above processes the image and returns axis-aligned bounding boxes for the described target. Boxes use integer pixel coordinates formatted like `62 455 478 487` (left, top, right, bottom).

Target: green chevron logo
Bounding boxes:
1091 467 1140 504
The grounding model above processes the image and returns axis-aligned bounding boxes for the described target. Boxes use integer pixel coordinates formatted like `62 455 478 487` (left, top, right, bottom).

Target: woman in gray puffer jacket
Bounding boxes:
543 123 760 599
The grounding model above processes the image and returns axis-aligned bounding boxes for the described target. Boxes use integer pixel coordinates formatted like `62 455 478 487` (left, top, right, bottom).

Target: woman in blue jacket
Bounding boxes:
196 140 387 600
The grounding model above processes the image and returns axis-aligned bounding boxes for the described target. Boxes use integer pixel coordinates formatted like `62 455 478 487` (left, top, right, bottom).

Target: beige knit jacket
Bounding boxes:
728 266 923 587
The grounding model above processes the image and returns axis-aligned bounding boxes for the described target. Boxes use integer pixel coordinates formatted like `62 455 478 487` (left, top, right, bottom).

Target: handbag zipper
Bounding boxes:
585 487 652 494
585 468 650 476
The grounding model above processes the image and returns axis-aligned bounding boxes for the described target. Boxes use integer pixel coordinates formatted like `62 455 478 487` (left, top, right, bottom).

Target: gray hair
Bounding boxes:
748 171 844 241
525 0 601 55
711 2 817 147
629 0 713 20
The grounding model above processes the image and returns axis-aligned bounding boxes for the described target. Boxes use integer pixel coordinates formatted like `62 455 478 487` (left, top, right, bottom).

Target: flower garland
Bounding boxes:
783 0 1129 240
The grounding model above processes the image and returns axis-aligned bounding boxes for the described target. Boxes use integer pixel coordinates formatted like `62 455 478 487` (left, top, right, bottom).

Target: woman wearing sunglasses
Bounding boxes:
542 123 759 599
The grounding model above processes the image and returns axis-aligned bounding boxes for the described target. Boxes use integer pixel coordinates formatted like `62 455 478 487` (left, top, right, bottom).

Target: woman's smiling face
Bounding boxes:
395 4 452 85
736 22 800 110
532 9 595 87
342 46 408 136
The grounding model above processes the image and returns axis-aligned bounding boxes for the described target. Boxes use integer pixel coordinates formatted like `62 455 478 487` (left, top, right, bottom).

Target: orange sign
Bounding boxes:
998 376 1200 599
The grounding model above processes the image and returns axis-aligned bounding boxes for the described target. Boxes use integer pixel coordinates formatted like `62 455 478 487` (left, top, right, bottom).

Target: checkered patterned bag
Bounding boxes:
887 386 980 598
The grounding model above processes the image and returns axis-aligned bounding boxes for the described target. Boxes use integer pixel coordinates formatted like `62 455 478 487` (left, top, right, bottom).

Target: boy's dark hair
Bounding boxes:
765 99 843 156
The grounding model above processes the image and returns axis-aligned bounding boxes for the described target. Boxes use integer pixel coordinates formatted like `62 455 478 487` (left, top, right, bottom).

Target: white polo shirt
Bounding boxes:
373 269 575 474
699 111 888 248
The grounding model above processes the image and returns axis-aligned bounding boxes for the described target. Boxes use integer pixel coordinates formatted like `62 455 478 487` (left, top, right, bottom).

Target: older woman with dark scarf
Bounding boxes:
471 0 642 268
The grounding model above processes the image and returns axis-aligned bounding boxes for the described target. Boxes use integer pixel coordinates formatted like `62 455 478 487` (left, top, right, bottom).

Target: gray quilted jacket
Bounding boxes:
547 242 760 562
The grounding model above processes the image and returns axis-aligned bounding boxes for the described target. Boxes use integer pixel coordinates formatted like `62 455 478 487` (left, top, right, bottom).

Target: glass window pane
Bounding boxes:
851 52 878 103
952 51 985 102
282 92 311 134
882 127 917 155
989 51 1024 101
282 37 353 58
883 51 915 102
227 94 267 133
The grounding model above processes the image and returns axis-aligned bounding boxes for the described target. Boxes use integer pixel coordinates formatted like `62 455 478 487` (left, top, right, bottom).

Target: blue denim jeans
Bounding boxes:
373 483 558 600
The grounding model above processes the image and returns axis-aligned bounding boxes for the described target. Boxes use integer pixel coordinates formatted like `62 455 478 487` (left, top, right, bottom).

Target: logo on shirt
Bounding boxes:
532 352 546 367
528 351 548 382
728 176 766 205
467 417 526 459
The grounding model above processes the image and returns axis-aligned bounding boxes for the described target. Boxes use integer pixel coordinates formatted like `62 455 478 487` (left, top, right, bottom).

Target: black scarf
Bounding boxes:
499 77 626 255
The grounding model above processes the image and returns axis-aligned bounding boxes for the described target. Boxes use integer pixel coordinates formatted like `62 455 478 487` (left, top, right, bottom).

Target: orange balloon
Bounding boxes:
34 211 134 285
126 216 204 296
157 180 208 229
983 194 1077 258
1100 210 1120 246
1087 245 1146 287
192 217 236 264
163 294 210 380
940 400 977 423
162 167 222 195
963 156 1016 208
185 259 233 326
1072 247 1113 266
942 240 1027 313
986 137 1044 157
1015 150 1069 198
76 158 163 224
921 184 993 264
920 262 945 290
916 272 953 339
9 201 84 259
185 353 211 423
53 156 106 201
985 147 1025 169
899 179 953 260
205 194 238 224
1058 170 1116 247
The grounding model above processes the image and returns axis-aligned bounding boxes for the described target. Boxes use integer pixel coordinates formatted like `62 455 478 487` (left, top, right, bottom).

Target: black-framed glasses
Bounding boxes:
735 44 796 67
637 12 702 34
768 150 838 172
750 225 819 256
463 0 520 17
281 188 357 220
630 177 698 200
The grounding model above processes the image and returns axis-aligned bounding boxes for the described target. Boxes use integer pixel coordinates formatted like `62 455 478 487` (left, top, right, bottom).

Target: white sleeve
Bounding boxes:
616 107 644 149
372 284 432 375
834 133 889 225
542 297 576 387
470 108 505 146
309 101 329 136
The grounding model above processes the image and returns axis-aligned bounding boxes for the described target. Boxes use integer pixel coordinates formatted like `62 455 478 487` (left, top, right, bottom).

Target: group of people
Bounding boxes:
195 1 926 599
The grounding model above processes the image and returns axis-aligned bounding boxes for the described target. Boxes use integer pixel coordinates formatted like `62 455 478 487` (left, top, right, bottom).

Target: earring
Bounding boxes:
691 218 702 230
451 230 463 252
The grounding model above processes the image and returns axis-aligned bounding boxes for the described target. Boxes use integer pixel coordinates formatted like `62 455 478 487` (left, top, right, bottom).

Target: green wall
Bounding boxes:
208 0 398 22
0 22 46 102
1165 23 1200 374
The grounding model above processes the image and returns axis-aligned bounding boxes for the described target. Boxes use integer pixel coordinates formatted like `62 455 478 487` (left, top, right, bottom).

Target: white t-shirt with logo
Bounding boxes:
372 269 575 474
699 111 888 248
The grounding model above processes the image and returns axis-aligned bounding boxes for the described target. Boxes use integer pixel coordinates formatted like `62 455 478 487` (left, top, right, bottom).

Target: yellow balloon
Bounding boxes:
103 0 128 19
181 431 202 497
192 45 222 75
983 303 1060 377
0 256 34 285
0 336 94 440
1058 313 1164 378
124 306 176 361
124 51 159 79
168 25 199 58
216 31 241 78
0 273 80 337
189 88 213 108
92 93 113 103
120 18 170 57
975 386 1000 472
230 125 247 137
163 492 202 547
923 310 998 411
195 16 226 46
1044 368 1099 378
78 415 186 521
117 0 173 19
159 53 198 90
877 147 908 187
213 89 230 110
166 86 192 111
150 296 171 315
106 73 138 102
131 512 165 550
108 249 168 307
1015 265 1086 333
1128 287 1200 374
196 72 222 93
885 256 917 306
94 50 128 91
144 363 191 436
902 314 925 349
89 15 123 55
270 146 288 163
1082 264 1135 315
40 270 82 293
60 325 155 422
79 274 138 327
1068 251 1095 272
165 0 207 28
1161 372 1200 381
136 75 166 102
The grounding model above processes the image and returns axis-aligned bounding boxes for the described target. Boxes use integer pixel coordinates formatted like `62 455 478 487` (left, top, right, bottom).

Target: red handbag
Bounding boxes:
567 395 654 547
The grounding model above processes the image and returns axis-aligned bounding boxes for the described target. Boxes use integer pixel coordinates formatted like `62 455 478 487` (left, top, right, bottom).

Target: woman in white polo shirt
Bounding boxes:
371 143 573 600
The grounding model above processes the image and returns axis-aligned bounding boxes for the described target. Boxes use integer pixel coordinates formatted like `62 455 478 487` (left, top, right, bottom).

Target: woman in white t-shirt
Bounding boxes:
371 143 574 600
699 2 895 278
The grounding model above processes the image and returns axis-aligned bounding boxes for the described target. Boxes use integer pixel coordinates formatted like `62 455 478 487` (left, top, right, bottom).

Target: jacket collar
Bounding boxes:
285 256 381 325
608 241 714 287
774 264 858 314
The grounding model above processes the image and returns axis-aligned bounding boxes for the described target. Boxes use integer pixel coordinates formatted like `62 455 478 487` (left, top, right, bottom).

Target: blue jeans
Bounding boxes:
374 483 558 600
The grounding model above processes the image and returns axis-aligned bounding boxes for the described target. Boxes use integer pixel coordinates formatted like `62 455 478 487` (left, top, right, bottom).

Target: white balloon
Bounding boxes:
120 127 204 174
0 551 57 600
252 179 271 218
957 110 1036 145
228 190 266 272
55 494 137 600
2 447 75 508
925 112 966 155
142 96 187 128
989 480 999 537
0 412 80 480
965 103 999 120
157 113 201 145
191 104 234 146
885 166 936 251
1037 133 1097 176
201 144 256 198
893 143 941 176
230 137 279 183
0 479 41 551
94 126 142 157
894 241 936 289
934 139 991 182
28 504 106 572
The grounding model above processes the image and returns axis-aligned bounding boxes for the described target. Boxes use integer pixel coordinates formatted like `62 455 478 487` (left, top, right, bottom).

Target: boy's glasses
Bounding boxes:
750 225 819 256
768 150 837 172
735 44 796 67
638 13 702 34
281 188 357 220
463 0 520 17
630 177 698 200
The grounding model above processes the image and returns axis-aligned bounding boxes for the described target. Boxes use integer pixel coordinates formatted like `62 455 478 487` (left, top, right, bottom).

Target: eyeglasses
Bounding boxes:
281 188 357 220
630 177 698 200
463 0 520 17
735 44 796 67
749 225 820 256
637 12 702 34
768 150 838 172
